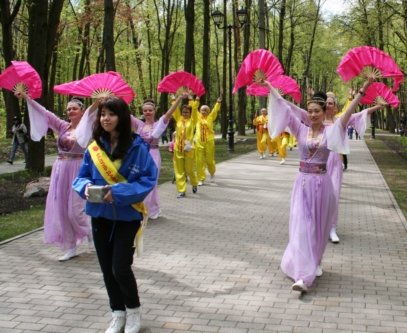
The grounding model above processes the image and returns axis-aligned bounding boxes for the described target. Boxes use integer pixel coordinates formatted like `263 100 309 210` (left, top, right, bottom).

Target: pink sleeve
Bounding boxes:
267 87 303 139
347 110 369 138
131 115 144 133
151 116 169 139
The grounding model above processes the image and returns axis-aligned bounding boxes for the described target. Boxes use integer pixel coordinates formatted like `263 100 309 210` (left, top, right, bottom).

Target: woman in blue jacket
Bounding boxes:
73 97 157 333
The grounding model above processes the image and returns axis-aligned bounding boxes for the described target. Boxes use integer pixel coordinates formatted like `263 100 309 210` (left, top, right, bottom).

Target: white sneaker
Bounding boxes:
259 155 264 159
279 158 286 165
210 174 215 183
316 265 323 277
292 279 308 292
58 247 77 262
125 307 141 333
105 310 126 333
330 227 340 243
197 181 204 186
149 211 161 220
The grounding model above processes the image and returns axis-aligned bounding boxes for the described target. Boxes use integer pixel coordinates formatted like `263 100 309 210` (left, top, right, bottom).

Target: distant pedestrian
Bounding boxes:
347 125 354 139
7 116 28 164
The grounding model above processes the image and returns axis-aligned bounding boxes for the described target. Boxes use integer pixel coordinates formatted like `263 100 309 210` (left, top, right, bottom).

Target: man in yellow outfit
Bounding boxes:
276 131 290 164
253 108 268 159
173 96 200 198
253 108 277 159
195 95 222 185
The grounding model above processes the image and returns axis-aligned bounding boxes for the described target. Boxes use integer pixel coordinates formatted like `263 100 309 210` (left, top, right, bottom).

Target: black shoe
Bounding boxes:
177 192 186 198
6 160 13 165
192 186 198 193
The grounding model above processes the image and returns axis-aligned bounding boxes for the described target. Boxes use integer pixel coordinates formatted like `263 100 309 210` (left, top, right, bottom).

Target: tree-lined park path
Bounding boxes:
0 139 407 333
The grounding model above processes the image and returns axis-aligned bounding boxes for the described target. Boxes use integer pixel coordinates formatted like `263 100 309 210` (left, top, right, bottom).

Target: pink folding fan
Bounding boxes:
157 71 206 97
233 49 284 94
336 46 404 92
54 71 135 103
360 82 400 108
0 60 42 98
247 74 301 103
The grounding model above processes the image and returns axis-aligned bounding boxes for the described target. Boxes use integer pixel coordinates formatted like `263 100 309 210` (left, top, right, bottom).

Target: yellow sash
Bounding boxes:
88 141 148 255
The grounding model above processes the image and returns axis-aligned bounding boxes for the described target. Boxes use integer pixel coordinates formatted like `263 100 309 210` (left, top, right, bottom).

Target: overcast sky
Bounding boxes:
321 0 351 18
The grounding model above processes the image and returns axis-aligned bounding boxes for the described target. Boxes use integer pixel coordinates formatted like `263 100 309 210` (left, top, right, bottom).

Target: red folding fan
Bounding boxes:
157 71 206 97
233 49 284 94
0 60 42 98
360 82 400 108
246 75 301 103
54 71 135 103
336 46 404 92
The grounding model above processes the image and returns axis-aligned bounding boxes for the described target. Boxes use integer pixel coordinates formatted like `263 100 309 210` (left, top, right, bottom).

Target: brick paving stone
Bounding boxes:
0 140 407 332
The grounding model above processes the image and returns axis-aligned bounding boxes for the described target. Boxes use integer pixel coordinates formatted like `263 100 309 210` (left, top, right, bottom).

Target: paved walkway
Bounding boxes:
0 140 407 333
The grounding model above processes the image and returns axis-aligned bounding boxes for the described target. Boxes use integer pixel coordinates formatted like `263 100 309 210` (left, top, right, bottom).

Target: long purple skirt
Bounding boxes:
44 158 90 250
281 171 337 287
144 148 161 218
327 151 343 228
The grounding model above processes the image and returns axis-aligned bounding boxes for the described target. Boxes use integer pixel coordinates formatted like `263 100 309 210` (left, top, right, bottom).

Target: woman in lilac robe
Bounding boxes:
280 93 384 243
131 94 187 219
23 97 97 261
266 78 375 292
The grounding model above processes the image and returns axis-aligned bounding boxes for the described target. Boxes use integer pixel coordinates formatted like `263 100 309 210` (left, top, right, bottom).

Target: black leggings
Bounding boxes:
92 217 141 311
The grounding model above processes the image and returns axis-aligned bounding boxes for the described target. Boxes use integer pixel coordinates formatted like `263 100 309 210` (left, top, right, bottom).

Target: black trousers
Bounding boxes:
92 217 141 311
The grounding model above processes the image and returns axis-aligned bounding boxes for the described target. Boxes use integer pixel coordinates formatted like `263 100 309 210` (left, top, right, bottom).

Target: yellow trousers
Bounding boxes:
173 149 198 193
277 134 289 159
196 140 215 181
268 137 278 154
256 131 267 154
288 135 297 149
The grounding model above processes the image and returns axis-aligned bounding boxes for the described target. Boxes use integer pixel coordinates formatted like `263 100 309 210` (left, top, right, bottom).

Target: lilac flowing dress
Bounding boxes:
269 99 370 229
131 116 169 218
267 88 348 287
26 99 91 250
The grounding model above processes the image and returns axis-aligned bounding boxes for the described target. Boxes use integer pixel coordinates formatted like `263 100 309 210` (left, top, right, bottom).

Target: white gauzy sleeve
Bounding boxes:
26 99 50 141
75 106 97 148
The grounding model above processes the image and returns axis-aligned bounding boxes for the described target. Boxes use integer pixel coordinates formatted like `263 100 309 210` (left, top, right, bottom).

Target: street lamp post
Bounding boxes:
212 7 247 152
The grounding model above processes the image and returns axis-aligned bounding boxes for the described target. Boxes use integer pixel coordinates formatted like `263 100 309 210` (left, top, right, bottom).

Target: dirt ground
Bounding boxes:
0 140 55 215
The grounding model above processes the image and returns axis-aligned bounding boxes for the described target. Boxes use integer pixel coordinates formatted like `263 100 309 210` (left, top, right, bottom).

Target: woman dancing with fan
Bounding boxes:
264 77 377 292
195 95 222 184
15 92 98 261
172 95 200 198
130 93 188 218
280 90 386 244
73 97 157 333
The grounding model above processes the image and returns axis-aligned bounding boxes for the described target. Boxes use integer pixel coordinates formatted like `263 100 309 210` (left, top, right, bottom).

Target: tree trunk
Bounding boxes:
103 0 116 71
183 0 195 74
258 0 267 108
221 0 228 139
26 0 49 172
201 0 210 105
277 0 286 70
0 0 22 135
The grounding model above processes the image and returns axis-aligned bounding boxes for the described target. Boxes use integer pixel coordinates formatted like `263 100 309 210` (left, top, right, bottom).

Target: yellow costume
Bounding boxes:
253 114 269 158
173 98 199 195
276 131 290 163
288 134 297 150
195 101 221 182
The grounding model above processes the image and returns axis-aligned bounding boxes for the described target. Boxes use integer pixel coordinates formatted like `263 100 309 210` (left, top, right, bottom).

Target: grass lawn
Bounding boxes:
365 134 407 219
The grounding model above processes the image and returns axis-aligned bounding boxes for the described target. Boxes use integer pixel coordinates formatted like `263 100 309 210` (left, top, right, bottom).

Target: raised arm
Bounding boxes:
163 92 188 123
340 78 374 127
